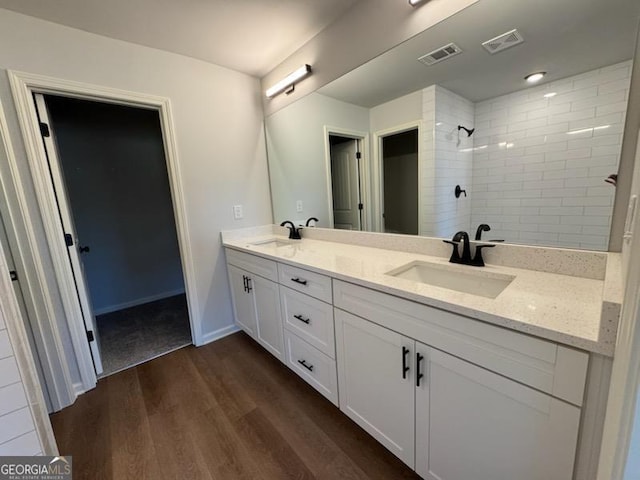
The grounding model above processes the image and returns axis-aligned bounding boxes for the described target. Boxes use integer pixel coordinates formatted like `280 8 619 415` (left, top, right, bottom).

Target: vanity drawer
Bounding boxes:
278 263 332 303
284 330 338 406
281 287 335 358
225 248 278 281
333 279 589 406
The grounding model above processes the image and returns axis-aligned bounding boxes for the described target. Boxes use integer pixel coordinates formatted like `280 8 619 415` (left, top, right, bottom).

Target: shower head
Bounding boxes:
458 125 475 137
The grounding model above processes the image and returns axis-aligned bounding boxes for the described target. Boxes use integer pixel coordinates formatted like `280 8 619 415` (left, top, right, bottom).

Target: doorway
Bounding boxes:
36 94 192 377
329 134 364 230
380 129 418 235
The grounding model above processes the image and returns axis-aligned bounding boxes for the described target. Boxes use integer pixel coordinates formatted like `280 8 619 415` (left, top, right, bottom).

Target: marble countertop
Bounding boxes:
222 230 621 356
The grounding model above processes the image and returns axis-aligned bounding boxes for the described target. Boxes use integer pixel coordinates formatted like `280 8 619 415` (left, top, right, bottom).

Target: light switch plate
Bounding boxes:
296 200 303 212
233 205 243 220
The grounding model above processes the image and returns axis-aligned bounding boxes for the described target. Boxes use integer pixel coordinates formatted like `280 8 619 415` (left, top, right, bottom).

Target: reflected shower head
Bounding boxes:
458 125 475 137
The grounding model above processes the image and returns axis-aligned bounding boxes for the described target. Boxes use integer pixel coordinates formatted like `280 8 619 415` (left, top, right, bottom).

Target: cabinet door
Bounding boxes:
335 309 415 468
228 265 257 338
252 275 285 361
415 345 581 480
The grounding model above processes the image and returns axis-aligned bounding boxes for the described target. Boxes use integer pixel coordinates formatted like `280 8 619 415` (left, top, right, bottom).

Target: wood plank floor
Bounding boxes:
50 332 420 479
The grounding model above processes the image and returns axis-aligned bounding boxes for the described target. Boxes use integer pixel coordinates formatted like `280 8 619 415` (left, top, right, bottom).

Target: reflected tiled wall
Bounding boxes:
471 61 632 250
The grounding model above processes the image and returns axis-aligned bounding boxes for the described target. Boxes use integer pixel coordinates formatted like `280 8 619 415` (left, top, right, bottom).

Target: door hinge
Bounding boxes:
356 151 362 159
9 270 18 282
39 122 50 138
87 331 95 343
64 233 73 247
358 203 364 210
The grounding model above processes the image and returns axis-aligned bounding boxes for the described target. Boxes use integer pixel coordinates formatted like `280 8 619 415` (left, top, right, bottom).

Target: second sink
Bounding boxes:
386 260 515 299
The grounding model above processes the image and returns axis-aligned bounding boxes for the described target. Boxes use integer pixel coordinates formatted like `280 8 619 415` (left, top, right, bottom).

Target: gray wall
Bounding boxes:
45 96 185 315
382 130 418 235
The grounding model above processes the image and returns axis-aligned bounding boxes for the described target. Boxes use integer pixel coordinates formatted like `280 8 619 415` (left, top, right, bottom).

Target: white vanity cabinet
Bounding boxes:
226 250 285 361
334 279 588 480
416 347 581 480
225 246 591 480
279 265 338 405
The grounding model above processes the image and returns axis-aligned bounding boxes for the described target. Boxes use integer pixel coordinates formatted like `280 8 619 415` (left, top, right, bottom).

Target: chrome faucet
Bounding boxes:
280 220 301 240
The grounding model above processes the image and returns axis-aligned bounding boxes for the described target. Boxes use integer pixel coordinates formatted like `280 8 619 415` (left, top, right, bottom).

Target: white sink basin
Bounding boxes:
386 261 515 299
249 238 295 248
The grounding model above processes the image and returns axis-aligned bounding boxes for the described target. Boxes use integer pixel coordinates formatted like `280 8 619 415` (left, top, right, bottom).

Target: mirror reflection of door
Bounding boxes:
382 129 418 235
330 135 362 230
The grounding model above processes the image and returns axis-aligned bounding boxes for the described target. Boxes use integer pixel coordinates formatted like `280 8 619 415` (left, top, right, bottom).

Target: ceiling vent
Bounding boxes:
418 43 462 66
482 29 524 54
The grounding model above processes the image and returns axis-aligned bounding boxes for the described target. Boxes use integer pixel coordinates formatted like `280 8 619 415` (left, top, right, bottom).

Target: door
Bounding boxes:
415 344 581 480
381 129 418 235
330 137 361 230
252 274 284 361
33 94 103 375
335 308 415 467
228 265 257 338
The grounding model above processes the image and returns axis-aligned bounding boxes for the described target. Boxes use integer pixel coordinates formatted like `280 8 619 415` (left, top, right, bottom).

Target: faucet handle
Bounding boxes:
443 239 462 263
471 244 495 267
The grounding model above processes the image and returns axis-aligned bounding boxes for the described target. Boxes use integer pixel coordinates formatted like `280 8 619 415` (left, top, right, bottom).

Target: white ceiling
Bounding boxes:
0 0 360 77
319 0 640 107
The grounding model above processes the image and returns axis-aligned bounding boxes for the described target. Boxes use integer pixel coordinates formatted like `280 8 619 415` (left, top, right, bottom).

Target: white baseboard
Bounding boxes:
93 288 186 316
72 381 86 397
198 324 241 346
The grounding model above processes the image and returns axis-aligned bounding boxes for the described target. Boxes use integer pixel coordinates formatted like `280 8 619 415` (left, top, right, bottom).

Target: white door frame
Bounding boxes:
372 121 423 234
8 70 199 396
323 126 370 231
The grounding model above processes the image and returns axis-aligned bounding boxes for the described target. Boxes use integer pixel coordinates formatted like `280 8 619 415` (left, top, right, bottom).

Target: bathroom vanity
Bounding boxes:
222 225 622 480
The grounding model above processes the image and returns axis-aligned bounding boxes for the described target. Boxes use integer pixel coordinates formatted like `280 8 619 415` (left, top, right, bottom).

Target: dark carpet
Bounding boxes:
96 294 192 377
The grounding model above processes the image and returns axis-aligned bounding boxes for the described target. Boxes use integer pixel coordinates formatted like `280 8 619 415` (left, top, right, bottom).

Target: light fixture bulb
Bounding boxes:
525 72 546 83
409 0 426 6
265 64 312 98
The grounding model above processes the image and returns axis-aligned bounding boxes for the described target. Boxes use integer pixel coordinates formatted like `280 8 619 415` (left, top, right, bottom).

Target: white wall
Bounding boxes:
421 86 436 236
370 90 422 133
0 9 272 393
266 92 369 226
434 86 474 238
471 61 632 250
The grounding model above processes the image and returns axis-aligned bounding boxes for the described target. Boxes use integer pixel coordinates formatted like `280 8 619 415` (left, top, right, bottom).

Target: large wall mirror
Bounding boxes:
265 0 639 251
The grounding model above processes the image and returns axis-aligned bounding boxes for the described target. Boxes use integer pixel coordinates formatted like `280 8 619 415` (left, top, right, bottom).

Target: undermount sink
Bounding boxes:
386 261 515 299
249 238 295 248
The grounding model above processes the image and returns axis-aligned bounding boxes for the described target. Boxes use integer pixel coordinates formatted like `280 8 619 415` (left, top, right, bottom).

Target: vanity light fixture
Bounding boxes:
265 64 312 98
408 0 427 6
525 72 546 83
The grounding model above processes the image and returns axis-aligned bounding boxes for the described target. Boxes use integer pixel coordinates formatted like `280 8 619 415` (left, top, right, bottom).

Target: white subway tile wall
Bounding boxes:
0 299 42 455
471 61 631 250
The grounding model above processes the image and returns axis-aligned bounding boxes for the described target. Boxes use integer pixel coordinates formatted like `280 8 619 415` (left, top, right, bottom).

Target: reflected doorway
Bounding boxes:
381 129 418 235
329 134 364 230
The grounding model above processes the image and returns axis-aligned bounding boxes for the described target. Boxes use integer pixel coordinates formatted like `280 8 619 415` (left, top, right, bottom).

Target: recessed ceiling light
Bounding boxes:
525 72 546 83
543 92 557 98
